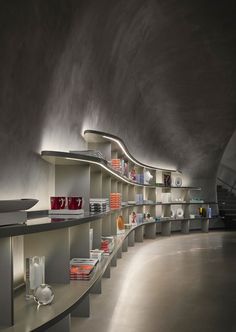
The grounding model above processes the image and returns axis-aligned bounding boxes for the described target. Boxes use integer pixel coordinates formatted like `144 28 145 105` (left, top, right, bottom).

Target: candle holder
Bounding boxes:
25 256 45 300
34 284 54 306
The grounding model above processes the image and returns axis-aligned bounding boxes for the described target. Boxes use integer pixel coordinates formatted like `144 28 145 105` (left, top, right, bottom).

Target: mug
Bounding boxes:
50 197 66 210
68 197 83 210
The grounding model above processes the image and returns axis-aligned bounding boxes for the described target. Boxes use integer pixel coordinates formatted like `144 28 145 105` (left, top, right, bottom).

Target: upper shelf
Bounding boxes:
42 150 152 187
41 151 201 190
83 130 180 173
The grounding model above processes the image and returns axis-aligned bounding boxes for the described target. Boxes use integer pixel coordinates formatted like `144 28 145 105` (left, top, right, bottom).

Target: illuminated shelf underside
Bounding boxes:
41 151 200 189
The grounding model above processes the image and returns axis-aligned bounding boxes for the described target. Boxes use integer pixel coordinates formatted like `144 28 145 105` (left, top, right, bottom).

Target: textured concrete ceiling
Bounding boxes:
71 0 236 178
0 0 236 200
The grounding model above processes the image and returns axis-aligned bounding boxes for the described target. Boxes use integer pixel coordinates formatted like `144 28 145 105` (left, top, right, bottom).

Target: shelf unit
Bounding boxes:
0 130 220 331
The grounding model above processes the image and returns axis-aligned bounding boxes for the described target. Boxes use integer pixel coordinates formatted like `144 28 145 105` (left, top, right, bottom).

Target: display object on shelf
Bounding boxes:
143 199 154 204
49 196 84 215
90 198 109 214
207 207 212 218
144 170 153 184
190 198 204 203
170 208 175 218
90 228 93 250
163 173 171 187
68 196 83 210
174 176 182 187
136 173 144 184
49 209 84 215
110 193 121 209
171 197 185 203
70 258 98 281
128 200 136 205
199 207 207 217
176 208 184 218
129 168 137 181
171 175 182 187
129 211 137 225
25 256 45 300
111 159 122 173
123 161 129 177
90 249 104 262
0 198 39 212
143 212 155 222
0 199 38 226
116 215 125 234
162 193 171 203
34 284 54 307
50 196 66 210
101 236 115 255
136 213 144 224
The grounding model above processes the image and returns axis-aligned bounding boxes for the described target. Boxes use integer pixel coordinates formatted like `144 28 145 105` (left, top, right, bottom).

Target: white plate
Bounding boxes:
175 177 182 187
176 207 184 218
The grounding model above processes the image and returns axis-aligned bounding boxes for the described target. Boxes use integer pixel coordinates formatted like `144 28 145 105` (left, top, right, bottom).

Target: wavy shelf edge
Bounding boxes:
0 210 220 238
83 129 180 173
41 151 201 189
8 231 130 332
41 150 148 188
7 219 221 332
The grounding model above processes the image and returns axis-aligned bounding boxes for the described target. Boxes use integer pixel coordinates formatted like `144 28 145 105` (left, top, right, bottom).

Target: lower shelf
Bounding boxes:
1 218 223 331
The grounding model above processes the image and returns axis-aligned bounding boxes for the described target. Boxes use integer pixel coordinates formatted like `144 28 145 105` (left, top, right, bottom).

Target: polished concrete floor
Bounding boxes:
71 231 236 332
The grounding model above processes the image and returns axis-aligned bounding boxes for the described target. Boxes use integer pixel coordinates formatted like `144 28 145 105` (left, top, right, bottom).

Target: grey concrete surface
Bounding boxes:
71 231 236 332
0 1 236 206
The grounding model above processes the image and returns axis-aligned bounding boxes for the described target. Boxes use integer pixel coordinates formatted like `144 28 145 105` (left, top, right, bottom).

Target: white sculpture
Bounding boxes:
144 170 153 184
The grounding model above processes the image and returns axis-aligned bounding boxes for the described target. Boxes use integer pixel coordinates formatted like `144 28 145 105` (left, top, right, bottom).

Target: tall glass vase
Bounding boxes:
25 256 45 300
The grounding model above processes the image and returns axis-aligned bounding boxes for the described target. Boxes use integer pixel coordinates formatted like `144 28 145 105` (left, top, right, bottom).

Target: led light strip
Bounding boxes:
65 157 144 187
102 135 146 168
102 135 178 172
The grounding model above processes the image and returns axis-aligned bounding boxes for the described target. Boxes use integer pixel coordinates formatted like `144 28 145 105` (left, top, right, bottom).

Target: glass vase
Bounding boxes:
25 256 45 300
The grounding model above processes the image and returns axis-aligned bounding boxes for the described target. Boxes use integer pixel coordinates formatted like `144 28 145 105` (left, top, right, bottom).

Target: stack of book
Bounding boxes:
100 236 115 255
90 249 104 262
136 174 144 184
111 159 122 173
89 198 109 214
110 193 121 209
70 258 98 281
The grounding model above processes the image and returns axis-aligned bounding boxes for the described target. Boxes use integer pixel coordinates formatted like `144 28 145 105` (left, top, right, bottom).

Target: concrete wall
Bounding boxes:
1 0 236 209
218 130 236 192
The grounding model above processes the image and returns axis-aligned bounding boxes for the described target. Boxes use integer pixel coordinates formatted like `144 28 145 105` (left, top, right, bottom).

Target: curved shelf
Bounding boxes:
156 216 218 223
9 231 131 332
156 186 201 190
41 151 202 190
0 213 104 238
1 214 220 331
9 224 158 332
41 150 155 188
84 129 179 173
0 208 219 239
